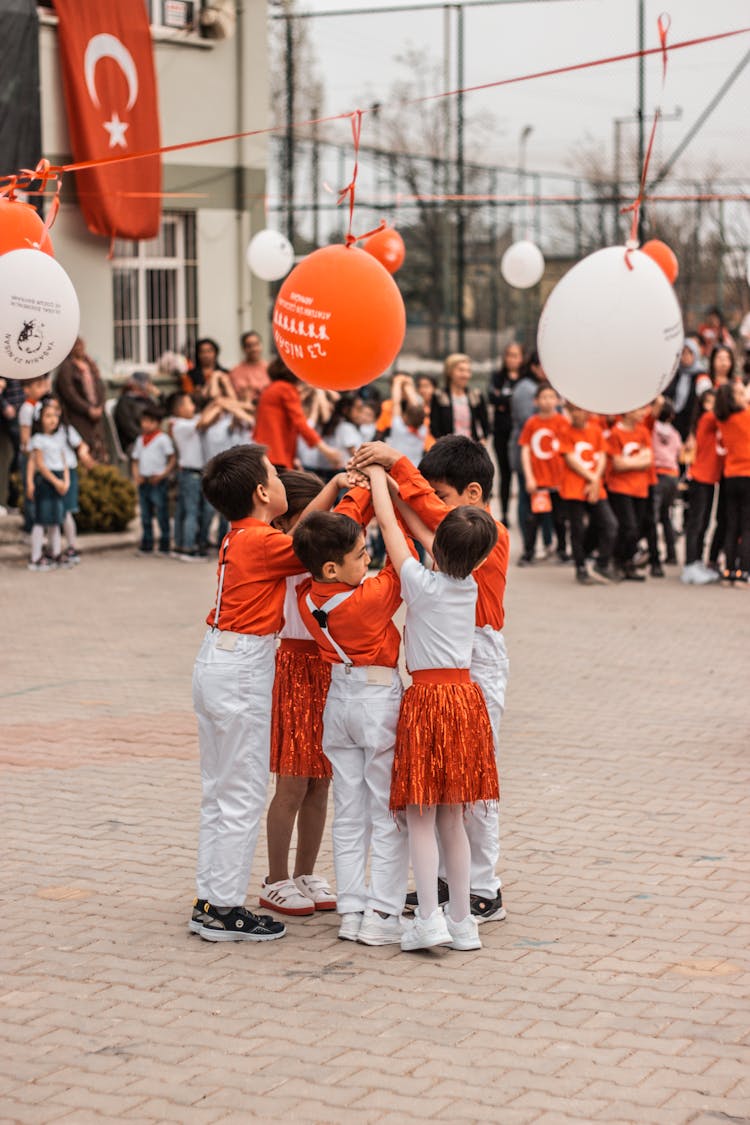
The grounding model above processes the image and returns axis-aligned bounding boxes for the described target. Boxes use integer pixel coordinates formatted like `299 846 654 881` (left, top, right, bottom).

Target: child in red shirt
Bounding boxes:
715 382 750 583
517 382 567 565
558 406 618 584
682 389 722 584
605 407 654 580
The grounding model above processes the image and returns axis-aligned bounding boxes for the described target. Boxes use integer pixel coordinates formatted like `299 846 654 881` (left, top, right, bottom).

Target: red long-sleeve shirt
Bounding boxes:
253 380 321 468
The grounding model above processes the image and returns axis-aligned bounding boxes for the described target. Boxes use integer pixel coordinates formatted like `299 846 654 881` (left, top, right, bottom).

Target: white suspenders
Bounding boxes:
213 528 246 629
305 590 356 669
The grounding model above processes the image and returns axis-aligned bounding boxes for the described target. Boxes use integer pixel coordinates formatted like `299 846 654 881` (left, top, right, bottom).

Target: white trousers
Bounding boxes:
462 628 510 898
192 629 276 907
322 666 409 916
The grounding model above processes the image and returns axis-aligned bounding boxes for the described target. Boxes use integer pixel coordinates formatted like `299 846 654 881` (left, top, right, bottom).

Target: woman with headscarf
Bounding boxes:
663 339 706 441
54 337 109 463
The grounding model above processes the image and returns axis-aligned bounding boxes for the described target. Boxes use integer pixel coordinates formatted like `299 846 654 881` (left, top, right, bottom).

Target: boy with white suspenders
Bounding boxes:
293 511 410 946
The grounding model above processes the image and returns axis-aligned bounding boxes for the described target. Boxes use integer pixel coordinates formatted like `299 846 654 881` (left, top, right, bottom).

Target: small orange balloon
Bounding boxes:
641 239 678 284
272 244 405 391
362 227 405 274
0 199 54 257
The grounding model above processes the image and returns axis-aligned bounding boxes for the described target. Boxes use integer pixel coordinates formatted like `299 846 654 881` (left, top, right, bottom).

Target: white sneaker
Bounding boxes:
400 908 452 952
357 909 404 946
259 878 315 916
338 911 363 941
294 874 336 911
680 562 699 584
444 911 482 951
694 562 720 585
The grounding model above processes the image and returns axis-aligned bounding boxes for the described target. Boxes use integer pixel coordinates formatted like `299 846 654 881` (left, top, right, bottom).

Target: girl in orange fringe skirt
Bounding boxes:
367 464 499 953
259 470 337 918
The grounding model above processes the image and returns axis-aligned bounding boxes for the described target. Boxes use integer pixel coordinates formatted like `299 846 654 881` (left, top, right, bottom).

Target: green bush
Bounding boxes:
77 465 137 534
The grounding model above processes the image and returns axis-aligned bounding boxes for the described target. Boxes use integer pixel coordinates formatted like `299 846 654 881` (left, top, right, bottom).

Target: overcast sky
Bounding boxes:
291 0 749 184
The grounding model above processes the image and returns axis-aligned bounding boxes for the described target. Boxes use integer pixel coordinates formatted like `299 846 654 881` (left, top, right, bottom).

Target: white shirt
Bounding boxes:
399 556 478 672
390 416 427 466
201 413 250 462
131 432 175 476
53 425 83 469
171 416 205 470
297 433 327 471
29 431 67 472
280 573 314 641
330 420 361 456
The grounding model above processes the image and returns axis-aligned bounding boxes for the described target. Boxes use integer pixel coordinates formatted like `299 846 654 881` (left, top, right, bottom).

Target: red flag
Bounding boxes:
51 0 162 240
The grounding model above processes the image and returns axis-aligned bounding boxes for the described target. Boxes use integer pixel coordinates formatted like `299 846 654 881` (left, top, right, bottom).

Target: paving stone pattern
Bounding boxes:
2 546 749 1124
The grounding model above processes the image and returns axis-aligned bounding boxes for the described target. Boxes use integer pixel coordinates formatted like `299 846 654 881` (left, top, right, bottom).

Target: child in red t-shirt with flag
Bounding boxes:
517 383 568 566
558 405 618 584
605 407 654 580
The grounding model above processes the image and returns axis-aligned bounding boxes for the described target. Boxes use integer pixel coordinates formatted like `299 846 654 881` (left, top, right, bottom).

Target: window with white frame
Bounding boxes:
112 212 198 366
147 0 202 31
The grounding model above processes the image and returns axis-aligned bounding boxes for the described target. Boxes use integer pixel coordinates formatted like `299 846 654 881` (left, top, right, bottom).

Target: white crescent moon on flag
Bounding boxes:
84 34 139 110
530 427 557 460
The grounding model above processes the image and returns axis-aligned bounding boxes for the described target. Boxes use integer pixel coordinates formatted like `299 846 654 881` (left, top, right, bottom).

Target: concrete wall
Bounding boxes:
37 4 269 377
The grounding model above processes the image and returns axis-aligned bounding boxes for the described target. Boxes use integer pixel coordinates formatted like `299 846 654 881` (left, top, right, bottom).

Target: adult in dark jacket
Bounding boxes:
488 341 524 524
54 337 108 462
429 353 489 442
114 372 162 455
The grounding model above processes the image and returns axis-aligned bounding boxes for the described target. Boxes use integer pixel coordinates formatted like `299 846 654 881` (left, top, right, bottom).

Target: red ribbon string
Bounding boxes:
336 110 363 246
658 14 671 82
347 219 387 247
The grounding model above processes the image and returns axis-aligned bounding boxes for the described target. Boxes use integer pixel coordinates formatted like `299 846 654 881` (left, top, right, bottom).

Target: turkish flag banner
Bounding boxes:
52 0 162 240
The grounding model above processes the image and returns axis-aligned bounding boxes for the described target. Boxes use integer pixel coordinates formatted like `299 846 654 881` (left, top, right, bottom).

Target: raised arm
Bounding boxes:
368 464 413 574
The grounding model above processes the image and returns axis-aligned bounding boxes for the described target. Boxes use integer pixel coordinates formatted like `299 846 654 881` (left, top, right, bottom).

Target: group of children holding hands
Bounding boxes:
516 378 750 587
190 423 509 953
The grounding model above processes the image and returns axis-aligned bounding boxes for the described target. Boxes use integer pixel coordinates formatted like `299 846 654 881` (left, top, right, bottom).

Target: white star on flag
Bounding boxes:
103 112 129 149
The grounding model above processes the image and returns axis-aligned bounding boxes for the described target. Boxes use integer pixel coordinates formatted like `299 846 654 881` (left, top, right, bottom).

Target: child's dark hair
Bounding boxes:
534 380 556 398
321 393 357 437
418 435 494 503
403 396 426 429
140 404 165 424
293 511 362 579
268 356 299 385
202 443 270 521
432 506 498 579
31 396 61 436
714 382 744 422
166 390 191 415
278 469 324 521
658 396 675 424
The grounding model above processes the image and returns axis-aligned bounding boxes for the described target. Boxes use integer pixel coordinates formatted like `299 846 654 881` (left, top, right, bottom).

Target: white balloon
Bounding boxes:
537 246 684 415
501 240 545 289
0 249 80 381
246 229 295 282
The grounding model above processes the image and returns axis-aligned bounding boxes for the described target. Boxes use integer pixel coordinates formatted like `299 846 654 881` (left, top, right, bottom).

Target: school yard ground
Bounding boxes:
2 537 749 1125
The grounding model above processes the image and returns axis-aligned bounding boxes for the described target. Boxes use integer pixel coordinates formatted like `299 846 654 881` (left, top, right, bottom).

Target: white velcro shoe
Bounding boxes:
294 874 337 911
444 911 482 951
259 878 315 917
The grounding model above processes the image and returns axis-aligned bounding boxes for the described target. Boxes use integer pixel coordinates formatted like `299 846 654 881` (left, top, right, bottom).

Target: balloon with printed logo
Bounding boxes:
246 229 295 281
537 246 683 414
272 244 405 391
641 239 679 284
501 240 545 289
0 249 80 380
0 198 54 257
362 227 406 274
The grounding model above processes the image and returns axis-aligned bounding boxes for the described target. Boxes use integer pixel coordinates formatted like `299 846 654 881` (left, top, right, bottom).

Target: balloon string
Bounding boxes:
335 110 363 246
622 14 671 267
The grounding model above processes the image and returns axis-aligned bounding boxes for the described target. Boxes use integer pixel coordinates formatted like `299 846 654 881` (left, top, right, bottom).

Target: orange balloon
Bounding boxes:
0 199 54 257
641 239 678 284
272 244 406 391
362 226 405 274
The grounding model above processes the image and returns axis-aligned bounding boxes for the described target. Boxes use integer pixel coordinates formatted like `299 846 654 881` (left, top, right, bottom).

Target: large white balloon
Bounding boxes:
0 249 80 380
246 229 295 282
537 246 683 414
501 240 545 289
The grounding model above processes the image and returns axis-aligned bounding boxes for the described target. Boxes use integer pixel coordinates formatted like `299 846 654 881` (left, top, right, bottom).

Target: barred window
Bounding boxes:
112 212 198 366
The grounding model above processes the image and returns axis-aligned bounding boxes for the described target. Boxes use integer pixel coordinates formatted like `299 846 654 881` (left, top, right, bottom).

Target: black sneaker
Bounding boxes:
623 563 646 582
199 905 286 942
189 896 212 935
404 877 449 914
470 890 507 923
650 563 665 578
517 554 533 568
576 566 595 585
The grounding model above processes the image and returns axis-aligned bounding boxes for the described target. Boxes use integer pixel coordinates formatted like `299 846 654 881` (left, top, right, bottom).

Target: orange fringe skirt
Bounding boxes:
270 640 332 779
389 669 499 811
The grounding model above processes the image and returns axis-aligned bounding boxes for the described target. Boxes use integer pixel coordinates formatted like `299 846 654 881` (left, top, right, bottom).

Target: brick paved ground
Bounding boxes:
2 544 749 1125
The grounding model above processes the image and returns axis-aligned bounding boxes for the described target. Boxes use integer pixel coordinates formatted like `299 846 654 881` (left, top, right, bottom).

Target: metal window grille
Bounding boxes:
147 0 201 31
112 212 198 366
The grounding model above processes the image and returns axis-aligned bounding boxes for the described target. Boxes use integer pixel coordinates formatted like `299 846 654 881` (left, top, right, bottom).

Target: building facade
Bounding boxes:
37 0 269 378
